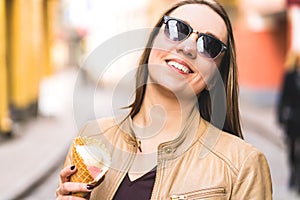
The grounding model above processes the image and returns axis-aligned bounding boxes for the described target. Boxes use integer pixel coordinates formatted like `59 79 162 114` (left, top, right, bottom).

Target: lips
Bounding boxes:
166 59 193 74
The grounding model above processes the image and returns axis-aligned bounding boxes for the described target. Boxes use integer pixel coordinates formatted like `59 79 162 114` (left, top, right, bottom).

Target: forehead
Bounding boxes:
168 4 227 42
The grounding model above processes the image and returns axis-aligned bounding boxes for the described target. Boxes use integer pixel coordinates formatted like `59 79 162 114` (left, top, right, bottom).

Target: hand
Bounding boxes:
56 165 94 200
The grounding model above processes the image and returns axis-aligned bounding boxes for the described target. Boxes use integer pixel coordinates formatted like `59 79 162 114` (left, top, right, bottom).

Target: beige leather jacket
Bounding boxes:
64 110 272 200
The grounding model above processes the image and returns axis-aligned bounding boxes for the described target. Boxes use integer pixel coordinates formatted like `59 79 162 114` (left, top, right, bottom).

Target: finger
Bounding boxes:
60 165 77 183
56 182 94 196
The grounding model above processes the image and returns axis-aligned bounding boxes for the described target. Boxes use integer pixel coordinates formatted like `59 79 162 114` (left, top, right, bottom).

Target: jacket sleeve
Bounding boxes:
231 150 273 200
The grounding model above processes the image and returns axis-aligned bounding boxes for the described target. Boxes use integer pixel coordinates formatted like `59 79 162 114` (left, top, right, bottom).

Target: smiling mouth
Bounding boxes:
166 60 194 74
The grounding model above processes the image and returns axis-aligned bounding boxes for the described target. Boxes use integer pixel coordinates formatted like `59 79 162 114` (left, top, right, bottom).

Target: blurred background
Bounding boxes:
0 0 300 199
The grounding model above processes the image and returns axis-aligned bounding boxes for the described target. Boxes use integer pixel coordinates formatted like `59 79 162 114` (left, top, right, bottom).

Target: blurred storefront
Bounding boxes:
0 0 12 135
7 0 46 120
0 0 64 135
233 0 287 105
287 0 300 62
61 0 152 84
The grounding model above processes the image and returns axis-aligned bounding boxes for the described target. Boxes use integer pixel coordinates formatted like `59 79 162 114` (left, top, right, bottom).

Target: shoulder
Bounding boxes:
199 122 268 174
79 115 127 137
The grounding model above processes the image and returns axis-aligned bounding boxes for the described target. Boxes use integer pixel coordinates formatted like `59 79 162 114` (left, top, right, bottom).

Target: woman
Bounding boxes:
277 52 300 193
56 0 272 199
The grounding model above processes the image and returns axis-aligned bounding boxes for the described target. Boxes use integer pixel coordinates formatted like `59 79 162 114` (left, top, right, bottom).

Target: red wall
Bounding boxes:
234 20 287 91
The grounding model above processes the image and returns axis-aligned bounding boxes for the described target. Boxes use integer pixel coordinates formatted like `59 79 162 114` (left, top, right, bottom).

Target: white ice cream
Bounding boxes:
76 144 111 168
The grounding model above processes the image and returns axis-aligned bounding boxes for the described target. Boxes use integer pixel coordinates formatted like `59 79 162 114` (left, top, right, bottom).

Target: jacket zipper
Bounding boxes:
170 194 187 200
170 187 225 199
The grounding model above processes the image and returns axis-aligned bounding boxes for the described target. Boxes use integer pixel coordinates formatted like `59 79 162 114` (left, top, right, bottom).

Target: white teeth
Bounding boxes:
167 61 191 73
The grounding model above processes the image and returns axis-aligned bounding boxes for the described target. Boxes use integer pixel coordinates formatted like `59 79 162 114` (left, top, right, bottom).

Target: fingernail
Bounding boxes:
87 184 95 190
70 165 75 170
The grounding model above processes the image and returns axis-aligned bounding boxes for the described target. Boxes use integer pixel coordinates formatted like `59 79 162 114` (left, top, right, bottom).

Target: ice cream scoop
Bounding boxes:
70 136 111 197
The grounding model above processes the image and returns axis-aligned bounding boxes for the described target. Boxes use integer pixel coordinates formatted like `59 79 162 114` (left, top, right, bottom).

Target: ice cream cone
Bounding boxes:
70 136 111 197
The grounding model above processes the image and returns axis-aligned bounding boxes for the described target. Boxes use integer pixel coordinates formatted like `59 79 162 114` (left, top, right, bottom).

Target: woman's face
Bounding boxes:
148 4 228 97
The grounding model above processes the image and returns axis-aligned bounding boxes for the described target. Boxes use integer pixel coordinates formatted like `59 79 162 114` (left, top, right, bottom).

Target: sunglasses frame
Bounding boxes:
163 15 227 59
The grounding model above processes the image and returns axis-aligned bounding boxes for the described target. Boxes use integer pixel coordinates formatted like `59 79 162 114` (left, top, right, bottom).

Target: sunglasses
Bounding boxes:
163 15 227 59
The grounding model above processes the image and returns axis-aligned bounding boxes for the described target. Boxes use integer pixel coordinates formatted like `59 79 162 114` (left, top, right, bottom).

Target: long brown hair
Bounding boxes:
129 0 243 139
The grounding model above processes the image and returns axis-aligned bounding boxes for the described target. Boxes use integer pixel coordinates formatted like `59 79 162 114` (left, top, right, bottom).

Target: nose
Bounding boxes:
176 33 198 59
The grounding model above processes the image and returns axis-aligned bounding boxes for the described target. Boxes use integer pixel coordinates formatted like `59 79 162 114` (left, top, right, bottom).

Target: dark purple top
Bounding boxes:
113 168 156 200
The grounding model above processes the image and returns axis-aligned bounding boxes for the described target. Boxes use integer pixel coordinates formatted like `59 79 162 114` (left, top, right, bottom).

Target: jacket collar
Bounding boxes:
117 106 208 160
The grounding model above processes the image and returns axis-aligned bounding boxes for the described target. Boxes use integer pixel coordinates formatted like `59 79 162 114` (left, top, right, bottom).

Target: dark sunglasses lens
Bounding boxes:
164 19 190 41
197 35 222 58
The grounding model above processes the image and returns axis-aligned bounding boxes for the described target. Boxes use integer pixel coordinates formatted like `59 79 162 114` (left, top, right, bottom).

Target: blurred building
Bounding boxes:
234 0 287 105
0 0 63 135
287 0 300 54
0 0 11 135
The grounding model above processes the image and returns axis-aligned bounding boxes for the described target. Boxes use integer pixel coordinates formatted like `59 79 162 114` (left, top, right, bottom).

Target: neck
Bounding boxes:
133 84 197 140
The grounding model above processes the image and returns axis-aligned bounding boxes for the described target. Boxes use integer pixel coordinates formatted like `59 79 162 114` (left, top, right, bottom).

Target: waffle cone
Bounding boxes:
70 136 111 197
70 141 95 184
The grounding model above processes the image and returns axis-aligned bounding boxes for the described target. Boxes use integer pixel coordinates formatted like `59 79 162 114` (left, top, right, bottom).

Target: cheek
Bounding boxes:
193 60 220 92
197 60 218 79
148 48 162 65
151 32 175 54
148 35 174 65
